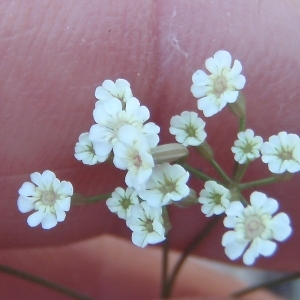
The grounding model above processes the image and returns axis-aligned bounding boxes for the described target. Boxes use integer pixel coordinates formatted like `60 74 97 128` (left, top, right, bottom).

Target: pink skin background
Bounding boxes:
0 0 299 299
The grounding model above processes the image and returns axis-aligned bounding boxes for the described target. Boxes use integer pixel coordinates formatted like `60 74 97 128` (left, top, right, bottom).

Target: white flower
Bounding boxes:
138 163 190 207
17 170 73 229
106 187 139 220
231 129 263 164
89 97 159 159
126 201 165 247
95 79 133 102
113 125 154 190
198 181 231 217
222 191 292 265
169 111 207 146
191 50 246 117
261 131 300 174
74 132 108 165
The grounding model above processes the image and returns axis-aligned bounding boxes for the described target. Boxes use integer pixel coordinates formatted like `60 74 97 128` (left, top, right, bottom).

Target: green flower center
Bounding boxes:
121 197 132 209
278 150 293 161
145 219 154 232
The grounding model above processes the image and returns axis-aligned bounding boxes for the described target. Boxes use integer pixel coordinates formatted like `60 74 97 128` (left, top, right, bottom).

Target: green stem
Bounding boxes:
181 163 216 182
0 264 94 300
231 272 300 298
71 193 112 205
239 117 246 132
209 159 232 186
233 163 249 183
164 216 221 298
161 237 169 299
86 193 112 203
239 177 279 190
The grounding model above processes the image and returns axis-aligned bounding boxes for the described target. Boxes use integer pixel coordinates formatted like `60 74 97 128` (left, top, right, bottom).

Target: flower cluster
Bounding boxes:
17 50 297 269
74 79 190 247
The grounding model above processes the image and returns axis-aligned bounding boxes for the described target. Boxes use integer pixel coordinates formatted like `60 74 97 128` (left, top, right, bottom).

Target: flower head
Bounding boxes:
138 163 190 207
106 187 139 220
89 97 159 159
261 131 300 174
191 50 246 117
222 191 292 265
113 125 154 190
17 170 73 229
169 111 207 146
126 201 165 247
198 181 231 217
74 132 108 165
95 79 133 103
231 129 263 164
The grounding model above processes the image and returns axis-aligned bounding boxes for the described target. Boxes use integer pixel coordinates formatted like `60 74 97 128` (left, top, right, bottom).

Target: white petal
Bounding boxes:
17 196 35 213
232 74 246 89
30 172 44 189
54 205 67 222
243 244 259 265
27 210 44 227
270 213 292 241
18 182 36 196
57 197 71 211
132 231 148 248
214 50 232 69
255 238 277 257
41 170 56 189
41 213 58 229
58 181 73 196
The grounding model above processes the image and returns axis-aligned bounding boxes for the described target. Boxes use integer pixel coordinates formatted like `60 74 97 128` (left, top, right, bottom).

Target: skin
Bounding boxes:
0 0 299 298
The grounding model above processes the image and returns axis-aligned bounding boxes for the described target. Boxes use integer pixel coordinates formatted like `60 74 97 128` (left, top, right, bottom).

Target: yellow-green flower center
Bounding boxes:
41 191 57 206
214 76 227 96
244 215 265 240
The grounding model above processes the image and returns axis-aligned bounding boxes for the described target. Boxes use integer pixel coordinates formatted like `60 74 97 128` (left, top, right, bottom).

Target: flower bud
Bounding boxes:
151 143 188 164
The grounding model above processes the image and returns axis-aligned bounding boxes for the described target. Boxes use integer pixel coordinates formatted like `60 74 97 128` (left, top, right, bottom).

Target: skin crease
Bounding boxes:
0 0 299 299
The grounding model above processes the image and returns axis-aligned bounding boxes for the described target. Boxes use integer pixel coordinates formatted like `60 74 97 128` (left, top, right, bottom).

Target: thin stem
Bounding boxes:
231 272 300 298
161 237 169 299
233 163 249 183
181 163 216 182
86 193 112 203
239 117 246 132
209 159 232 186
0 264 94 300
239 177 279 190
164 216 221 298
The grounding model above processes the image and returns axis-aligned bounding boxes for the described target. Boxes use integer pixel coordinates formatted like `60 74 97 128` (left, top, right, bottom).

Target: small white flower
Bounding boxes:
126 201 165 248
106 187 139 220
261 131 300 174
231 129 263 164
138 163 190 207
169 111 207 146
198 181 231 217
113 125 154 190
95 79 133 102
17 170 73 229
222 191 292 265
89 97 159 159
74 132 108 165
191 50 246 117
